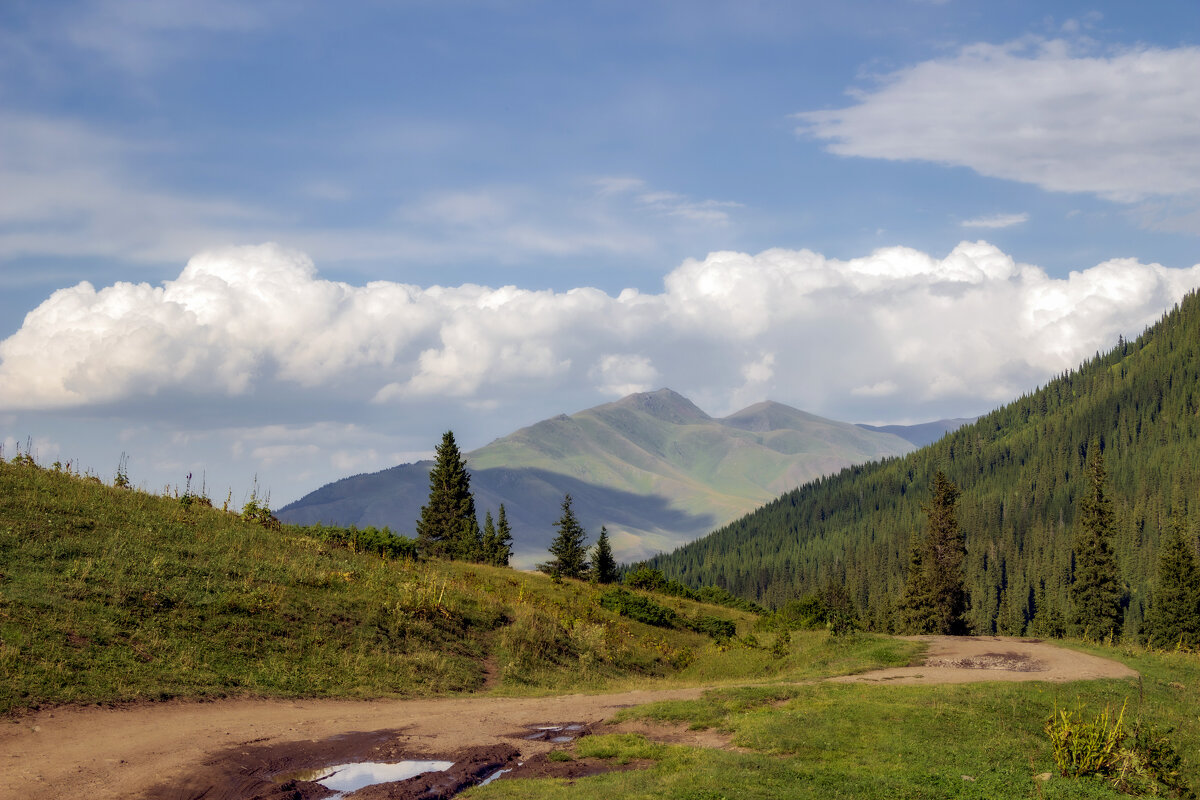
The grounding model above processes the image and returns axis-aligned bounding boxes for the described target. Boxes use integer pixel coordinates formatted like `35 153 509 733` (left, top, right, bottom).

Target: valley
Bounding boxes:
277 390 925 566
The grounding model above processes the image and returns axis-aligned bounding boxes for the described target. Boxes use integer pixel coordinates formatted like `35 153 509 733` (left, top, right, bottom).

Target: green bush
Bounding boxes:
1045 700 1193 797
298 523 418 561
684 614 736 640
598 587 677 628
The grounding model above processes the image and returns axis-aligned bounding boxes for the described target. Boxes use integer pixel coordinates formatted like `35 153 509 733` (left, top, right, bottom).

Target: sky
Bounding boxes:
2 0 1200 513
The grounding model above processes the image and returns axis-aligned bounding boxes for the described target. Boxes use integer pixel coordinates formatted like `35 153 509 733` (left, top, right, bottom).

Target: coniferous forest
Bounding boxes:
651 290 1200 639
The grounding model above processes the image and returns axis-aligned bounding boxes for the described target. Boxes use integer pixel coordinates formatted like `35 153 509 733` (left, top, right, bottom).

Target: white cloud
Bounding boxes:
590 354 660 397
3 241 1199 433
795 40 1200 203
852 381 898 397
961 212 1029 229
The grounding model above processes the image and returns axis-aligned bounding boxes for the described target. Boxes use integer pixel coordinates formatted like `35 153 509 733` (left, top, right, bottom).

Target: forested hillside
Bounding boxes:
652 291 1200 638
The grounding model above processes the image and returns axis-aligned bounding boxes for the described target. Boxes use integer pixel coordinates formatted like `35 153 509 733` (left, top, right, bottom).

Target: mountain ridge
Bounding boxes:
278 389 933 566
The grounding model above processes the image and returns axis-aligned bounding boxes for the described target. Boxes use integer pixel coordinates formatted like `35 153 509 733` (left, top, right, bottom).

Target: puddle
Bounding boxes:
478 763 520 787
519 722 588 744
282 759 453 797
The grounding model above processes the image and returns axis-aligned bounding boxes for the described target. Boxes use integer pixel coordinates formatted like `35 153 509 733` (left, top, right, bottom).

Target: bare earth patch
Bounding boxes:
829 636 1138 685
0 637 1137 799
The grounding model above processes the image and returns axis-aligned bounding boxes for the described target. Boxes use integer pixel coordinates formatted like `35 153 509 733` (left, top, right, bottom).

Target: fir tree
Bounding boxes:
540 494 589 579
1029 584 1067 639
415 431 480 560
1143 514 1200 650
478 506 513 567
897 471 969 635
897 535 935 634
1070 446 1124 641
592 525 617 584
493 504 513 566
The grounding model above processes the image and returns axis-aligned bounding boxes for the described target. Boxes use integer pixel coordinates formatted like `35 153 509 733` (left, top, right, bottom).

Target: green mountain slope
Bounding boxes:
0 457 770 713
651 292 1200 639
278 390 916 565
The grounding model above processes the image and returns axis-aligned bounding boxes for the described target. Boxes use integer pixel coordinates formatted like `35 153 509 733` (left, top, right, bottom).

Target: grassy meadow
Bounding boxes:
470 646 1200 799
4 455 1197 798
0 456 913 714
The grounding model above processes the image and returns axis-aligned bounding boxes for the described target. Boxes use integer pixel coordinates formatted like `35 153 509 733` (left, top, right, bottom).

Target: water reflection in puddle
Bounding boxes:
521 722 586 743
285 760 454 797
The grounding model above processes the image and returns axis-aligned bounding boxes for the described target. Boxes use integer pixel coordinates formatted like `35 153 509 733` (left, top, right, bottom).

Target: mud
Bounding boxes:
926 650 1048 672
147 721 613 799
148 731 519 800
2 637 1139 800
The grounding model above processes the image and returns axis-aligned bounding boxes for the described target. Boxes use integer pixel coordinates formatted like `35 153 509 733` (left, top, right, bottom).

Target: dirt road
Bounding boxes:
0 636 1137 799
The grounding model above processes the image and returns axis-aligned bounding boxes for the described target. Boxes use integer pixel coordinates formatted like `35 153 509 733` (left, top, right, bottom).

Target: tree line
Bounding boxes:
894 454 1198 647
652 290 1200 646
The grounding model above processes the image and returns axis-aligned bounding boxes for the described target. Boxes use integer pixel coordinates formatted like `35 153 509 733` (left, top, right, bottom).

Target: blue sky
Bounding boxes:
2 0 1200 510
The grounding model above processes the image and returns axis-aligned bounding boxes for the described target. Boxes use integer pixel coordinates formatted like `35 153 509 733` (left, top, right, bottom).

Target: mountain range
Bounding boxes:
278 390 956 566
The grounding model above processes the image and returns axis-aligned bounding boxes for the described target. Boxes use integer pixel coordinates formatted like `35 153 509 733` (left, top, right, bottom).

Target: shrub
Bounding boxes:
623 565 667 592
599 587 677 628
1045 700 1193 797
684 614 737 640
770 629 791 658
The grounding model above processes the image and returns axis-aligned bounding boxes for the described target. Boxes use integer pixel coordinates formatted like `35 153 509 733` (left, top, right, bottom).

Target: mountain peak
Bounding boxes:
721 400 820 432
608 388 711 424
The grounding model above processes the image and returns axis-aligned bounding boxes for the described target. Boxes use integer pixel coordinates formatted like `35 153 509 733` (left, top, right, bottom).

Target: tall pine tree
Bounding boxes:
540 494 589 579
1143 512 1200 650
592 525 617 584
897 471 969 635
1070 446 1124 641
415 431 480 560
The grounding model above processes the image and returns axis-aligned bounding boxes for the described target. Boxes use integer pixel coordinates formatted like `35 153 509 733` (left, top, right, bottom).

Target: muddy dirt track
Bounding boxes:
0 636 1138 800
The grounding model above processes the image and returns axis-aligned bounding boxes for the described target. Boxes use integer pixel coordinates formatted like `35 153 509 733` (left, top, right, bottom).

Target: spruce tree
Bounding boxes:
540 494 589 579
1070 447 1124 641
897 536 935 634
592 525 617 584
481 510 498 563
493 504 513 567
415 431 480 560
897 471 969 635
1143 514 1200 650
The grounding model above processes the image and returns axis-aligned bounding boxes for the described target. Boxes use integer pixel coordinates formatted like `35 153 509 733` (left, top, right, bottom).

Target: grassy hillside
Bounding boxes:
652 291 1200 637
0 457 914 715
279 389 915 565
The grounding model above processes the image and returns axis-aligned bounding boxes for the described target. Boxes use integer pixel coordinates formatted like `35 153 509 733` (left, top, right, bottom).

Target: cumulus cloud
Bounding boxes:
590 354 661 397
962 213 1029 229
795 40 1200 203
2 241 1199 431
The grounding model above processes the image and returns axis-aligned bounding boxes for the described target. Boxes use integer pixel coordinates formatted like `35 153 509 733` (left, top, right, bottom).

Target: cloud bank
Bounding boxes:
796 40 1200 203
3 241 1198 426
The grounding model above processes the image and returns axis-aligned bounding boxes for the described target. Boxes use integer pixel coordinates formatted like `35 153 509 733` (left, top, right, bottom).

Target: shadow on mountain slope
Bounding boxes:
277 464 717 563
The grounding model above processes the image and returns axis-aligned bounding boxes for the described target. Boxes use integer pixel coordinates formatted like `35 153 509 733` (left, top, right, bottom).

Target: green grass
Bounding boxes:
13 457 1195 798
0 458 905 713
467 646 1200 799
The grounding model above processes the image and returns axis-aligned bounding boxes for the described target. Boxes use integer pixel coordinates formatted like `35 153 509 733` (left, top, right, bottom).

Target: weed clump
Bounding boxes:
1045 699 1192 797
